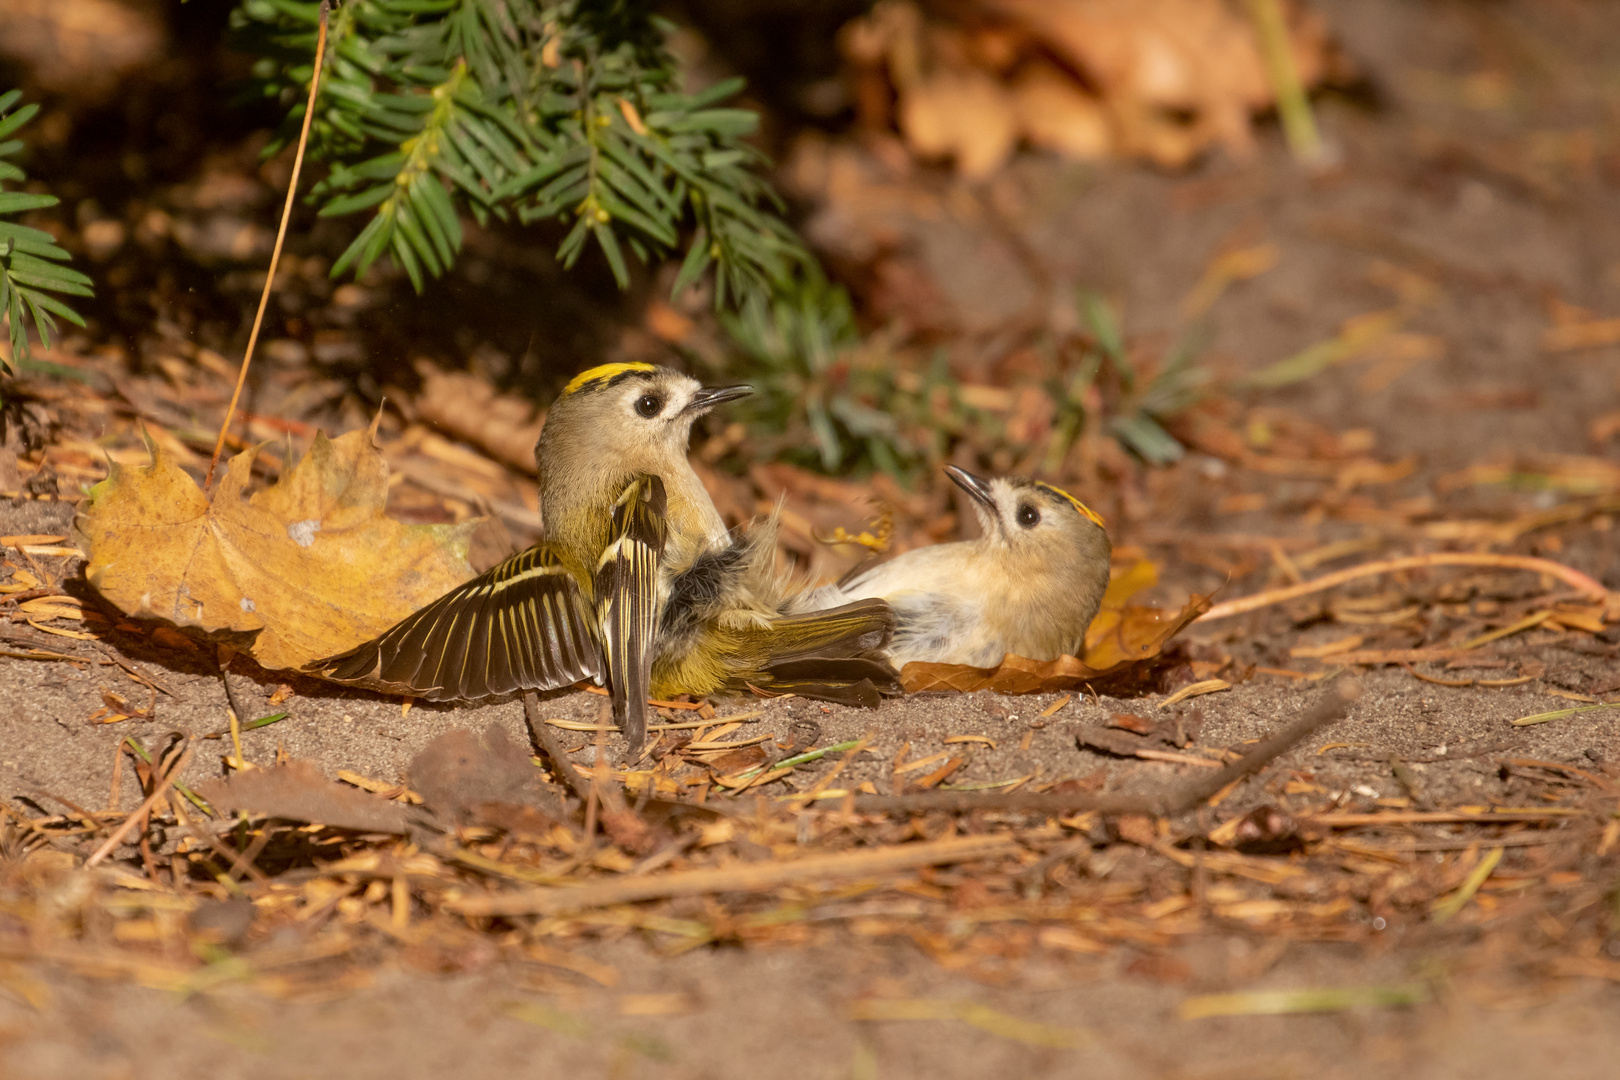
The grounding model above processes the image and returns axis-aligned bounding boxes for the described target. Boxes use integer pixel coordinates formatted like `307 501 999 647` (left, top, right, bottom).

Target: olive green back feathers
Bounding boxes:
308 363 901 754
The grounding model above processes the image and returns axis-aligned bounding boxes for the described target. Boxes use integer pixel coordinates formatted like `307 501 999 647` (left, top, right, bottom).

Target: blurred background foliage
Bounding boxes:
0 0 1342 487
229 0 1305 481
713 278 1210 479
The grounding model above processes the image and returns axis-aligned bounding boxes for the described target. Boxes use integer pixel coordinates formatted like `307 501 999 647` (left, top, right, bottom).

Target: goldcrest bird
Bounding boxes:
797 465 1111 669
310 362 898 752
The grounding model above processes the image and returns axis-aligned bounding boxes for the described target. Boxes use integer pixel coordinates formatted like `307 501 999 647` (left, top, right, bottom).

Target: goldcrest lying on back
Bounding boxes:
798 465 1111 669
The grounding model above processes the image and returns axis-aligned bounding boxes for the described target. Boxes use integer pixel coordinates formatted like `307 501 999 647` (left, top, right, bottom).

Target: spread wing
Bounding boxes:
306 544 601 701
593 475 667 755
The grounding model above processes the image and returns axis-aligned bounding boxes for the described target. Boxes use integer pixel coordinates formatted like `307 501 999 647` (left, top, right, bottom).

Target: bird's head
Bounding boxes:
538 362 751 477
944 464 1111 575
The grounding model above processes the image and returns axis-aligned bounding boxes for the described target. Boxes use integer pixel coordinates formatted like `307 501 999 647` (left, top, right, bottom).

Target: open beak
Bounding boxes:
944 464 996 511
684 383 753 414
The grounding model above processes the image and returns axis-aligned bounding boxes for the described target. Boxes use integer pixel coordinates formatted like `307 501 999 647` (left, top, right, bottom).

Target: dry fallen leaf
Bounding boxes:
993 0 1334 163
1084 557 1158 655
413 361 545 473
900 67 1021 179
74 425 480 671
1010 60 1114 160
845 0 1340 173
409 726 563 826
196 759 413 834
900 591 1210 695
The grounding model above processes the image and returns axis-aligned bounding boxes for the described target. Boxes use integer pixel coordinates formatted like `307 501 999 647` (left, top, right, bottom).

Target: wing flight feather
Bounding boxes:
307 544 601 700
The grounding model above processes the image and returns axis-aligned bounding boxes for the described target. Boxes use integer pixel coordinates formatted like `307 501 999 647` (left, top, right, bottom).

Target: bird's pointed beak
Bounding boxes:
684 383 753 414
944 464 996 511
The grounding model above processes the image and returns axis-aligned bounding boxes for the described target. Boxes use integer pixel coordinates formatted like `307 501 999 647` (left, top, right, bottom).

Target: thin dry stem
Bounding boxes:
204 1 332 490
447 832 1021 917
84 744 193 868
523 691 592 804
846 678 1364 817
1197 553 1608 623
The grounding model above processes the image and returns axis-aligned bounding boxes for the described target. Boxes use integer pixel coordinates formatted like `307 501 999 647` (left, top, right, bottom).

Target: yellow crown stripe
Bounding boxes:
562 362 657 396
1039 482 1106 529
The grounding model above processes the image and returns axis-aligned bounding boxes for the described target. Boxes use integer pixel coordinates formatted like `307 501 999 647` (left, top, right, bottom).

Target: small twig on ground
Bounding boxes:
845 678 1364 817
1197 554 1607 623
789 731 872 805
522 691 591 804
204 0 332 490
28 789 106 833
85 743 193 868
105 742 124 812
99 649 175 697
522 691 653 853
447 832 1021 918
218 651 249 725
172 796 270 887
0 645 90 664
583 722 605 842
0 589 63 607
1333 831 1588 854
624 832 700 878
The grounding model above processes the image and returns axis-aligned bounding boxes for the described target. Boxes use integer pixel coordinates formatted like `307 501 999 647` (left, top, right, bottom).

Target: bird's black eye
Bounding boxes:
1016 504 1040 529
634 393 662 418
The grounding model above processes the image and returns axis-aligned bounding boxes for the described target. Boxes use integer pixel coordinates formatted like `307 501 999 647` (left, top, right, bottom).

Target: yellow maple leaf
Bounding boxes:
74 427 480 672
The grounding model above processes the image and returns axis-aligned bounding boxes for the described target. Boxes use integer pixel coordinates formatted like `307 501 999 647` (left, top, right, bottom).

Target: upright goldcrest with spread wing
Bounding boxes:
799 465 1111 669
311 363 897 752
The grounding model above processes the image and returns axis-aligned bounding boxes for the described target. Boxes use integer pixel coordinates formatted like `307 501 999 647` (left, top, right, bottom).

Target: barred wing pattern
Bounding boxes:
307 544 602 700
594 475 668 755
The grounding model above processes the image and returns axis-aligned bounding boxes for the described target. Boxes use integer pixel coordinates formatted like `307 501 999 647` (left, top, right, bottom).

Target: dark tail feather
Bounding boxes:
758 599 894 662
732 599 899 705
760 656 901 707
766 678 884 708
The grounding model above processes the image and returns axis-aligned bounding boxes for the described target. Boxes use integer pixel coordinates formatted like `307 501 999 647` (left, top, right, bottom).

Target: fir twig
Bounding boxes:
0 91 94 375
236 0 810 307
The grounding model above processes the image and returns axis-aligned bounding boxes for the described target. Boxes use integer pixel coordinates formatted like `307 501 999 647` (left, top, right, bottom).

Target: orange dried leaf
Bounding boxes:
1085 592 1209 671
1085 557 1159 652
900 592 1210 695
74 428 480 672
991 0 1335 164
413 362 545 473
1009 61 1113 160
900 68 1019 179
1543 316 1620 353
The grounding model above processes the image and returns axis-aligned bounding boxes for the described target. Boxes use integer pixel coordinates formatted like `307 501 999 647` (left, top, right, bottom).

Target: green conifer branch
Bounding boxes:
235 0 812 305
0 90 92 375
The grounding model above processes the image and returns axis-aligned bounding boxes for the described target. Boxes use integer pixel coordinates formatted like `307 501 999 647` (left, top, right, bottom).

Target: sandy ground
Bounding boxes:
6 946 1620 1080
5 0 1620 1076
